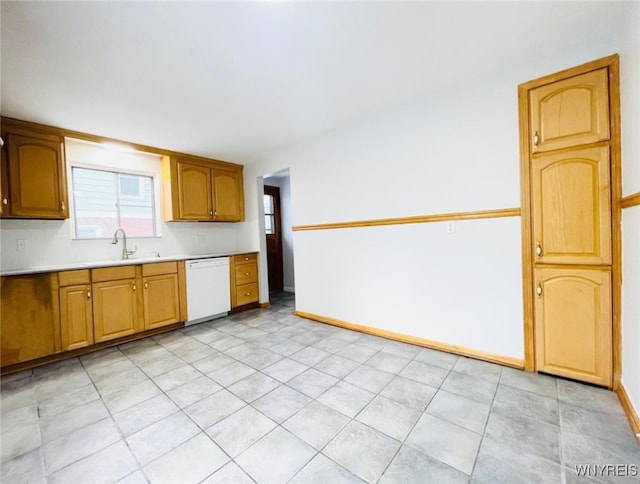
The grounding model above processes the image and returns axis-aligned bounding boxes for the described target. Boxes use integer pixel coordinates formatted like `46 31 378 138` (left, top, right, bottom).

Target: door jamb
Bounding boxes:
518 54 622 389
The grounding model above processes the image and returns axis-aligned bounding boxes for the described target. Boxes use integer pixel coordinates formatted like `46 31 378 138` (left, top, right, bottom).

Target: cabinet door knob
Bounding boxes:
2 197 7 205
535 242 542 257
209 210 213 217
132 283 137 292
536 282 543 298
533 131 540 146
87 289 91 299
144 281 148 290
61 201 65 212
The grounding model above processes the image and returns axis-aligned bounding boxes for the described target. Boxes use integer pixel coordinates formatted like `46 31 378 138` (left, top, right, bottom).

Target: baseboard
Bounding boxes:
294 310 525 369
615 383 640 443
260 302 271 308
283 287 295 293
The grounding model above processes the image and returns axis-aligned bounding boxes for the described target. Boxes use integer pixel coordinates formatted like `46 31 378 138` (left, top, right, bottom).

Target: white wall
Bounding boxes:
265 175 295 292
240 32 634 363
619 7 640 426
0 139 240 270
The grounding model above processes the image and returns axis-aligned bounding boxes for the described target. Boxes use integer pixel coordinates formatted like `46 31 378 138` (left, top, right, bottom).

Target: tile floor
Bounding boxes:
1 292 638 484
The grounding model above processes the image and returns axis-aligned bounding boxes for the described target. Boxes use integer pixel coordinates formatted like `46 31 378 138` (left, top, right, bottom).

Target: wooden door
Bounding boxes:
264 185 283 292
212 168 243 221
60 285 94 350
7 133 68 218
520 57 617 388
532 146 611 265
143 273 180 329
529 68 609 153
535 268 612 386
92 279 139 342
176 161 213 220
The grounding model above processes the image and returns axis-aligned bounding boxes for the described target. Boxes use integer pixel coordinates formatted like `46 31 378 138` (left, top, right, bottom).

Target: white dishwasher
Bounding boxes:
185 257 230 326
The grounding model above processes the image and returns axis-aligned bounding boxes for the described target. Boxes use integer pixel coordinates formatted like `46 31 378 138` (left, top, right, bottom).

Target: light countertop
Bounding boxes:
0 251 257 276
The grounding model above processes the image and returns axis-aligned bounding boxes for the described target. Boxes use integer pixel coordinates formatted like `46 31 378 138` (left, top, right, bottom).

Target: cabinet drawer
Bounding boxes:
235 264 257 285
234 253 257 266
142 261 177 277
92 265 136 283
235 283 258 306
59 269 90 286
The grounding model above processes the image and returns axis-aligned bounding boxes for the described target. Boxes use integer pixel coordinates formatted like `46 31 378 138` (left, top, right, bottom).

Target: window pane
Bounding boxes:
265 215 274 234
264 194 274 215
118 174 155 237
73 167 118 238
119 175 141 198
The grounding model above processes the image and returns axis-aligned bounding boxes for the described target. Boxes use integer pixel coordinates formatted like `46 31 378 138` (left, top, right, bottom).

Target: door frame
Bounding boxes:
518 54 622 389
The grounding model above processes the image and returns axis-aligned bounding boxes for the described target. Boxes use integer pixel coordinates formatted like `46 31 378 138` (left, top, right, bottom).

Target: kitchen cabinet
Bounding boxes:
142 262 181 330
162 156 244 222
91 266 141 343
59 270 94 351
0 273 61 366
230 253 259 309
0 126 68 219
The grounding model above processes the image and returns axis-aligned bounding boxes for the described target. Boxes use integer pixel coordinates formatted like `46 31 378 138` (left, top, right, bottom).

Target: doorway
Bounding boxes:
264 184 283 293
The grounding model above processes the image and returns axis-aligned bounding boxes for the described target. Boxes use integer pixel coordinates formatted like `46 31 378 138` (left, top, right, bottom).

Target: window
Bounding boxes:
72 167 156 239
264 194 275 235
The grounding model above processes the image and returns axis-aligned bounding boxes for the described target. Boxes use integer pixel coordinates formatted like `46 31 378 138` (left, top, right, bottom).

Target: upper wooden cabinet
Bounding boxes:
1 130 68 219
163 156 244 222
529 68 609 153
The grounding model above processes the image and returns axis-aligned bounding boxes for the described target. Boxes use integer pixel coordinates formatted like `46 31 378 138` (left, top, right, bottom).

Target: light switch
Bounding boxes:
16 239 28 252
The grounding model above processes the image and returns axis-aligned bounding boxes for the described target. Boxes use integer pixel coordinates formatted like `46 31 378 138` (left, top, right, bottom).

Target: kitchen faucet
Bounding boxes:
111 227 137 260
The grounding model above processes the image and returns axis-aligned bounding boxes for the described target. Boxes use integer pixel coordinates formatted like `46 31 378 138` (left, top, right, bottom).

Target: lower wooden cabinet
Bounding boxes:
230 253 259 309
60 284 94 351
0 273 61 366
534 267 612 386
92 278 140 343
142 262 180 330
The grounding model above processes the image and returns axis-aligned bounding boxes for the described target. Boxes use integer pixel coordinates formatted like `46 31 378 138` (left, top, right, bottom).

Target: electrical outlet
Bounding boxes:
446 221 456 234
195 235 205 245
16 239 28 252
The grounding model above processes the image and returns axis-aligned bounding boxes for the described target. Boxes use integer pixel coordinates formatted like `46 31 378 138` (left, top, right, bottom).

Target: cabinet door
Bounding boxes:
1 147 9 216
93 279 139 342
60 285 94 351
143 273 180 329
7 133 68 218
529 68 609 153
531 146 611 265
0 274 61 367
534 268 612 386
212 168 243 221
175 161 213 220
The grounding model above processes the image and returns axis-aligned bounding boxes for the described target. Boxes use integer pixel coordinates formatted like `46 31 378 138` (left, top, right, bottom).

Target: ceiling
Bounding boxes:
1 1 635 164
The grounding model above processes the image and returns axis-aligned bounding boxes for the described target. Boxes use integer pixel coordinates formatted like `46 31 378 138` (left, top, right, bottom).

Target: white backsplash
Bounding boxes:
0 218 240 270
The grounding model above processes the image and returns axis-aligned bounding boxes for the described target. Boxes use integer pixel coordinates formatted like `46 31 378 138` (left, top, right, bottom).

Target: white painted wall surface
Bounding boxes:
619 7 640 423
240 33 635 364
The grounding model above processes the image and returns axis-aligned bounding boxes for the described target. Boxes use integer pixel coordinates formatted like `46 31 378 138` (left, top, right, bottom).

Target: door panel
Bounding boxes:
532 146 611 265
534 268 612 386
530 68 609 153
212 168 243 221
264 185 283 292
60 285 94 350
143 274 180 329
7 134 67 218
176 161 212 220
93 279 138 342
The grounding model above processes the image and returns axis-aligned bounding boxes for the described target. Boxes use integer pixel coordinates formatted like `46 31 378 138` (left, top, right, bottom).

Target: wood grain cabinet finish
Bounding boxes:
163 157 244 222
2 132 68 219
59 270 93 351
534 268 612 386
529 68 609 153
532 145 611 265
0 274 61 366
230 253 259 309
142 262 180 330
92 274 140 343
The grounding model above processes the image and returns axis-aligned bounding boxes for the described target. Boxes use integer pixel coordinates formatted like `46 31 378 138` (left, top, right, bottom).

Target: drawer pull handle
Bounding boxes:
245 292 252 296
244 257 249 261
536 242 542 257
536 282 542 298
533 131 540 146
245 272 250 276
